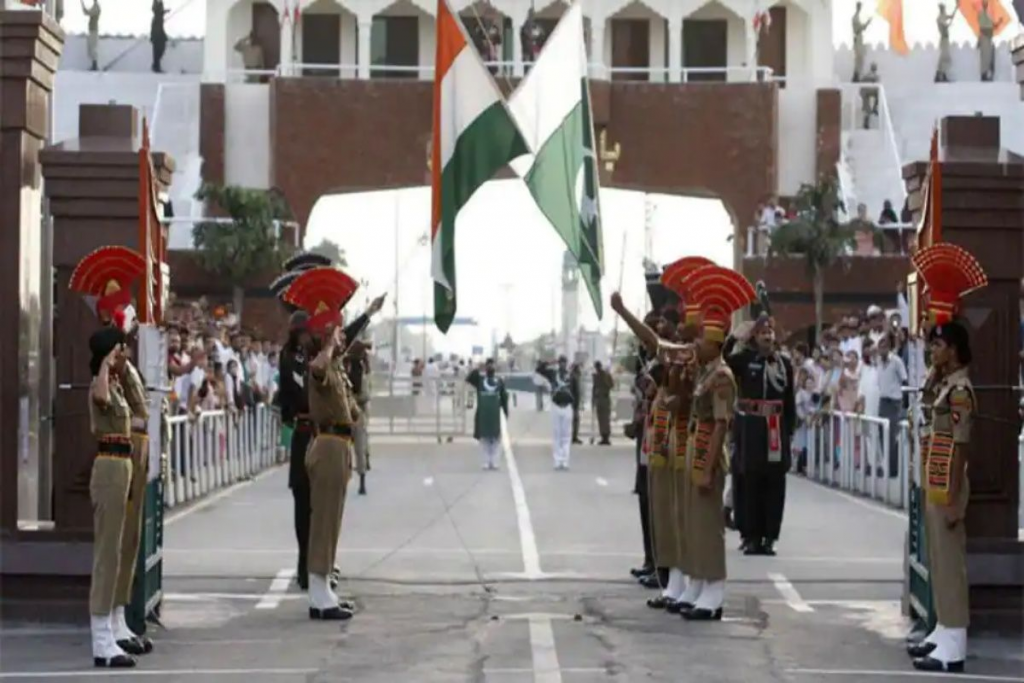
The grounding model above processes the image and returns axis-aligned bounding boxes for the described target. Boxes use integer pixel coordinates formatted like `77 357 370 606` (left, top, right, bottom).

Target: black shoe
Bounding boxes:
309 606 353 621
646 596 673 609
599 439 611 446
667 600 692 614
136 635 154 654
337 600 355 611
358 474 367 495
743 543 763 556
906 642 937 658
682 607 723 621
912 657 963 673
630 565 654 579
763 541 777 557
116 638 145 656
94 654 136 668
297 574 309 591
639 574 661 589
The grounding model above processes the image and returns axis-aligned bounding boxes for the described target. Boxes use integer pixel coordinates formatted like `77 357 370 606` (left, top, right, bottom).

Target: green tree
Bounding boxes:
768 175 876 340
192 184 293 317
308 238 347 267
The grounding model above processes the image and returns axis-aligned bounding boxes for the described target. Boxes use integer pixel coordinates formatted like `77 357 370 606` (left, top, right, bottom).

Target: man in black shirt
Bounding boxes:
725 315 795 556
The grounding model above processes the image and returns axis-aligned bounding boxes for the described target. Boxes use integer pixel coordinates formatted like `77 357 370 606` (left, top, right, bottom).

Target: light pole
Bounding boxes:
392 193 400 372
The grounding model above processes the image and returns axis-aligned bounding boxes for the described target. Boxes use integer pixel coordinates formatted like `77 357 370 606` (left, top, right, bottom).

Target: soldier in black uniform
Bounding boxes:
725 314 795 556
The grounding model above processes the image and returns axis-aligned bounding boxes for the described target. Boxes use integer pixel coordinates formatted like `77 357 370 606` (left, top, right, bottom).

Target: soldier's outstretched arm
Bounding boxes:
610 292 660 355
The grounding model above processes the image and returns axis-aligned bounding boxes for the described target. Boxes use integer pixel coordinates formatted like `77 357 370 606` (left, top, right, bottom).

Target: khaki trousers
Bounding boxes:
89 456 133 616
306 434 352 576
686 459 726 582
925 478 970 628
353 417 368 475
114 434 149 606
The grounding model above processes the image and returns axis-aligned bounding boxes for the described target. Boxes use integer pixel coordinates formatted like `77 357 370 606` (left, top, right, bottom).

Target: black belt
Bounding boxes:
737 399 783 417
97 438 133 457
321 423 353 437
295 416 315 431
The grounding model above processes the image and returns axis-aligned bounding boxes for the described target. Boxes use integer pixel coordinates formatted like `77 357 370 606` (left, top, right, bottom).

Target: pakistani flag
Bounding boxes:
509 1 604 318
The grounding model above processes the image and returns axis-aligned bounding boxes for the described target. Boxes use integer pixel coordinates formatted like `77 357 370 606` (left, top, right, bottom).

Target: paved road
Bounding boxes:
2 411 1022 682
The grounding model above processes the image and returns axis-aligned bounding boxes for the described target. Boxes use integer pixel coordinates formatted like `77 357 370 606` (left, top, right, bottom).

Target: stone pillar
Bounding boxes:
357 18 372 80
667 15 681 83
903 115 1024 632
0 10 62 531
280 15 294 77
590 17 606 80
41 105 173 534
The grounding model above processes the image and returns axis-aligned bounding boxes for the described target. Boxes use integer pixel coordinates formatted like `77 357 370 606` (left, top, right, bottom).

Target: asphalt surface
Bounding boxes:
1 408 1022 682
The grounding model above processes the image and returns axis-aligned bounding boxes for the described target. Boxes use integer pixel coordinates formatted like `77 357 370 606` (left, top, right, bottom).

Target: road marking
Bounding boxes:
787 670 1024 682
595 477 608 487
485 669 606 676
500 413 543 579
528 615 564 683
423 476 434 486
164 465 283 526
0 668 318 679
768 572 814 613
255 568 296 610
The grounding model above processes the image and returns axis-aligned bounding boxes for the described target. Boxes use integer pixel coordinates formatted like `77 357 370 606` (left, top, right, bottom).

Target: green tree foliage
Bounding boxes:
768 175 875 339
192 184 293 315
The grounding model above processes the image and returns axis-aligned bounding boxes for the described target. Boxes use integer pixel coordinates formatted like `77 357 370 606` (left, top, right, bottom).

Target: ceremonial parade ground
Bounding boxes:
3 406 1022 682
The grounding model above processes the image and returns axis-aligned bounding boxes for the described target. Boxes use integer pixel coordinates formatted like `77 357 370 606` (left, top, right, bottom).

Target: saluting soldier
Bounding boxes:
538 357 576 470
905 244 988 674
679 265 755 621
466 358 509 470
282 266 364 620
271 255 385 590
725 313 795 557
69 246 148 668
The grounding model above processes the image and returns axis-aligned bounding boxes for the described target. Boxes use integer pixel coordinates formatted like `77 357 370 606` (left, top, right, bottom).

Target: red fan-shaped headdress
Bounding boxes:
683 265 757 343
660 256 714 324
911 243 987 325
282 267 359 335
69 246 146 329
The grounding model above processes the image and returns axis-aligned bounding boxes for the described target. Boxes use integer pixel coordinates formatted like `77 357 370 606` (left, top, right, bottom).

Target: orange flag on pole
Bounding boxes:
957 0 1013 37
877 0 909 55
918 126 942 250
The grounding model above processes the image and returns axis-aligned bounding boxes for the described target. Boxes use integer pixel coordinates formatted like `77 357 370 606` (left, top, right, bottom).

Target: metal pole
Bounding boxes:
392 193 400 373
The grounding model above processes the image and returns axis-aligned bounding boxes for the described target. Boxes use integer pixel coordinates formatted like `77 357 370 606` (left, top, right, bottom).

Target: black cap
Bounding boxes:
928 320 972 365
645 271 679 313
89 326 126 376
289 310 310 331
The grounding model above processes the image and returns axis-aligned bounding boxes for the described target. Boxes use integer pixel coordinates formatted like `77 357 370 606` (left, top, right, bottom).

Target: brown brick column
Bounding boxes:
815 89 841 181
41 105 173 533
903 115 1024 632
0 11 63 531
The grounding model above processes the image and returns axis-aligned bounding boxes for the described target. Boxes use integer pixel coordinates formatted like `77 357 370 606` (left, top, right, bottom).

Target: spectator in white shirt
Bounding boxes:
866 305 887 346
876 333 907 477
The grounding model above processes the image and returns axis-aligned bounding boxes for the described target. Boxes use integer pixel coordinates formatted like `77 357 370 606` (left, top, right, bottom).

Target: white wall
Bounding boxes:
782 2 809 82
224 83 271 189
418 14 434 80
834 42 1018 86
52 71 199 143
777 83 816 196
59 34 203 74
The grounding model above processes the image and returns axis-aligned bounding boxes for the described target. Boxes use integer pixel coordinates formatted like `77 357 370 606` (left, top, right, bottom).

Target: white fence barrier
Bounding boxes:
806 410 909 510
165 405 282 509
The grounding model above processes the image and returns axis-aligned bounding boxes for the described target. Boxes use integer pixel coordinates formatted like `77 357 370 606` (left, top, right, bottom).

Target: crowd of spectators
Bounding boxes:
164 300 280 417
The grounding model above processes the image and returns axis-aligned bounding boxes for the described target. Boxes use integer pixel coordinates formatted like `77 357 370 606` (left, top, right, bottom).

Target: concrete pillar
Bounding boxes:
358 18 372 79
280 14 294 76
667 15 681 83
0 10 62 531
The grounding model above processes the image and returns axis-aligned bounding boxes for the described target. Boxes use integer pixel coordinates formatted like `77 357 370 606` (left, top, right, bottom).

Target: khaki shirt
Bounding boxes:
90 378 132 439
930 367 974 445
123 361 149 430
309 356 359 427
692 356 736 425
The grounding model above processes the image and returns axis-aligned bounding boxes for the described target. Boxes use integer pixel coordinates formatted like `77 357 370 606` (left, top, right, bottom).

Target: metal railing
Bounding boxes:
165 404 283 509
805 410 908 510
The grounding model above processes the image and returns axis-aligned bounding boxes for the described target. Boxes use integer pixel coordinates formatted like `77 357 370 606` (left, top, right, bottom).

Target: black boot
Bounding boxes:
358 473 367 495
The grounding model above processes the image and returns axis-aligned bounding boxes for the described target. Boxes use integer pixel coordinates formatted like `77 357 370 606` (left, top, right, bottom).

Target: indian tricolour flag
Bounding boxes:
508 1 604 318
430 0 527 333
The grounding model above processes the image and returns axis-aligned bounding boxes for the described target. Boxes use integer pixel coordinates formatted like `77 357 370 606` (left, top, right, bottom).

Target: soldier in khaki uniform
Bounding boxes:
678 265 755 621
69 246 148 668
282 266 362 621
905 243 988 673
110 351 154 655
